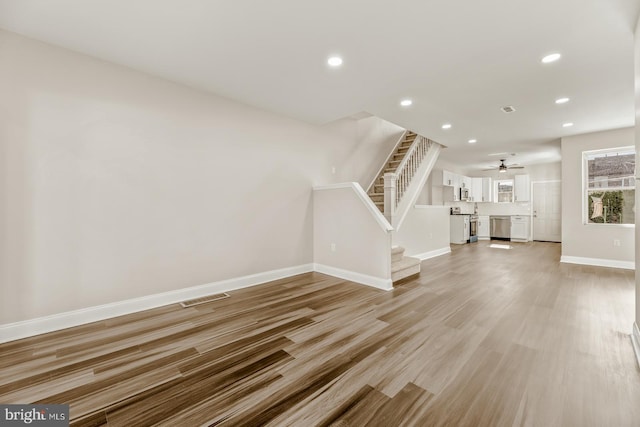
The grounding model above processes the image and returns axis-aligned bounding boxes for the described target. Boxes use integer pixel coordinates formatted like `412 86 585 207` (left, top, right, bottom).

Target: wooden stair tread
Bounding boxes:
391 256 421 273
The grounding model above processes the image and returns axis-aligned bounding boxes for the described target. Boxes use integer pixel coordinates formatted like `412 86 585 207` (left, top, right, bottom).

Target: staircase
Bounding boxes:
391 246 421 283
364 130 441 284
367 131 417 213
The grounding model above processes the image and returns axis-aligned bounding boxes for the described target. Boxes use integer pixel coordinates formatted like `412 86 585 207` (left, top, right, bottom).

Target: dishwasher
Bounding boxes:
490 216 511 240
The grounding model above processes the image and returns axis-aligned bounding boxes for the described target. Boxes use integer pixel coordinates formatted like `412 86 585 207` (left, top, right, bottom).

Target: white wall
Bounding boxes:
635 15 640 333
0 30 371 324
392 206 450 259
334 116 404 189
561 128 635 267
313 185 392 289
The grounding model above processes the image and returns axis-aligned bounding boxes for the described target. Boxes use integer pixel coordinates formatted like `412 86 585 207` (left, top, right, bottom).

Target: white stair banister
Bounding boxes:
383 134 442 229
393 135 431 204
383 172 397 224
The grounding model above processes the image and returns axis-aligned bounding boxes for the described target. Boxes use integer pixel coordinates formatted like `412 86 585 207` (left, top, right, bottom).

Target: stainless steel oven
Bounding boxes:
469 215 478 242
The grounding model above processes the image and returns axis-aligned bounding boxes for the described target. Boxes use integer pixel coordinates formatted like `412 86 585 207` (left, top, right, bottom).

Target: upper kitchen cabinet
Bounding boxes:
470 177 493 202
482 177 493 202
460 175 472 191
514 174 530 202
432 169 460 202
433 169 454 187
471 177 483 202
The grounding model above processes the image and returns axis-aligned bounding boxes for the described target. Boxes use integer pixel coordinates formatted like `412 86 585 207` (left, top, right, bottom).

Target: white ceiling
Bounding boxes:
0 0 638 171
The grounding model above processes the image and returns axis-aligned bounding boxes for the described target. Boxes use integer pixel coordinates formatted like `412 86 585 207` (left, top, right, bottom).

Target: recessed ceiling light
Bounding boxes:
327 56 343 67
555 97 570 104
400 99 412 107
441 123 452 129
541 53 561 63
562 122 574 127
468 139 477 144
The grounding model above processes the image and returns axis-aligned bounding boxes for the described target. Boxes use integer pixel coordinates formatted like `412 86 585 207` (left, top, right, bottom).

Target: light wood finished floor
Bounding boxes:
1 241 639 426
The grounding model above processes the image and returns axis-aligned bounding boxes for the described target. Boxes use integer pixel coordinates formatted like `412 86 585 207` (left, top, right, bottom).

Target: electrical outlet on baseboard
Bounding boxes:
613 239 621 247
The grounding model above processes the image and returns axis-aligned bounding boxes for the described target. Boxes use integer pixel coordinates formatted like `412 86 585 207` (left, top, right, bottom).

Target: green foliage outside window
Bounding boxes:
587 190 631 224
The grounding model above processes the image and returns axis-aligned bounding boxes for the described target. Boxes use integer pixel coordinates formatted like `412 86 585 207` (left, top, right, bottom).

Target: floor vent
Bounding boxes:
180 293 230 308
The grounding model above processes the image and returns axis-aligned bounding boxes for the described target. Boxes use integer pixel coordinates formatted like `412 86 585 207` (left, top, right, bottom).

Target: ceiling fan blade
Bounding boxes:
508 166 525 169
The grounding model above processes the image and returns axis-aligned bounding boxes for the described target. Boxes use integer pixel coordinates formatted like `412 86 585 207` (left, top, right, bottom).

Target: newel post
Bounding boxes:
384 172 397 224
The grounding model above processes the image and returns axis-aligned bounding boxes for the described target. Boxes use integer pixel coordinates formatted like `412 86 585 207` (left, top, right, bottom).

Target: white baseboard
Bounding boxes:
632 322 640 369
0 263 314 344
313 263 393 291
560 256 635 270
478 237 490 241
411 246 451 261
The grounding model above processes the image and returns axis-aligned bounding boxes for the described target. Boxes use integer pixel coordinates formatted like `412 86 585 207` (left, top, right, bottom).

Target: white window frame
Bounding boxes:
582 146 635 226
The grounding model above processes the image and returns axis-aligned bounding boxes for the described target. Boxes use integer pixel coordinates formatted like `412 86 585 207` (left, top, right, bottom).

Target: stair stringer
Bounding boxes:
391 143 442 231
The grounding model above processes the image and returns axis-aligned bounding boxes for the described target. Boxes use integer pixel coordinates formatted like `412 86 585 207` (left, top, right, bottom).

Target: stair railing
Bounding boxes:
384 135 433 223
366 130 409 193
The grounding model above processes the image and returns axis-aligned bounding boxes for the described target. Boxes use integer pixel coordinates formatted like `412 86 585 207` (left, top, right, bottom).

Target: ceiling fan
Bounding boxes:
483 159 525 173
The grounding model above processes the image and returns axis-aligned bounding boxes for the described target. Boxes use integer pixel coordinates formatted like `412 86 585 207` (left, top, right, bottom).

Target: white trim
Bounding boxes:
313 263 393 291
411 247 451 261
582 146 635 225
560 255 635 270
632 322 640 369
314 182 394 233
393 143 442 230
0 264 314 344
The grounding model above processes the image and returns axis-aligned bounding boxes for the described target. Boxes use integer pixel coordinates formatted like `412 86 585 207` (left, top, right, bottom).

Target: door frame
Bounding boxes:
530 179 562 242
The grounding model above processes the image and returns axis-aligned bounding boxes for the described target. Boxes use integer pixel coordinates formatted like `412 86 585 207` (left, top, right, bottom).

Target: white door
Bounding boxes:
532 181 561 242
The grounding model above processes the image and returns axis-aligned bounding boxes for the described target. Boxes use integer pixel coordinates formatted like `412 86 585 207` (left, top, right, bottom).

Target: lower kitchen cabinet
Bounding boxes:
511 216 529 242
478 215 490 239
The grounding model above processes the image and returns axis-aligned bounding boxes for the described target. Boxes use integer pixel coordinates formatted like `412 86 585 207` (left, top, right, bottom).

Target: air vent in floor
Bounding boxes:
180 293 230 307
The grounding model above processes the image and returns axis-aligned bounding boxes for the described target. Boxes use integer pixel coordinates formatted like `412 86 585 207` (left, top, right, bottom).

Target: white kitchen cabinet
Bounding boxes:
450 215 470 244
433 169 459 201
443 170 455 186
482 177 493 202
478 215 490 239
471 177 483 202
511 216 529 242
514 174 530 202
460 175 472 191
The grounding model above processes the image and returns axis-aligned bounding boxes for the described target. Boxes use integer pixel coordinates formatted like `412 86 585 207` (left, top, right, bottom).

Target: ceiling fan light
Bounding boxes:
499 168 506 173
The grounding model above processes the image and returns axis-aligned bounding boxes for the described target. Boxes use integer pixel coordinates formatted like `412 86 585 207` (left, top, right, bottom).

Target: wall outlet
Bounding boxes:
331 166 336 174
330 243 336 252
613 239 621 247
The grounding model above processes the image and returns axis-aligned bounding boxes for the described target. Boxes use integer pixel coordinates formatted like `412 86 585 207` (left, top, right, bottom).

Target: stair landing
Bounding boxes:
391 246 420 283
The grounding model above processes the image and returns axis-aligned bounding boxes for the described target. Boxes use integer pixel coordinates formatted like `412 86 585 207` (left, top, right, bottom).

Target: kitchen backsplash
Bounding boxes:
448 201 531 216
477 202 531 216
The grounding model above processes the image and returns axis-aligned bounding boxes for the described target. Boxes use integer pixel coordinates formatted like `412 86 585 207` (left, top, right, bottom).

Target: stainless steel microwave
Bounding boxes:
459 187 470 201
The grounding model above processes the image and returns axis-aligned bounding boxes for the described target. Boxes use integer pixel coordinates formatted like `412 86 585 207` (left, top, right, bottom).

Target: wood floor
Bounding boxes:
1 241 639 426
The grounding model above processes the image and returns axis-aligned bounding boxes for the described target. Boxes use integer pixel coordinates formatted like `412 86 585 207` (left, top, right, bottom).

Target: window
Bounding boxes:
583 147 635 225
494 179 513 203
